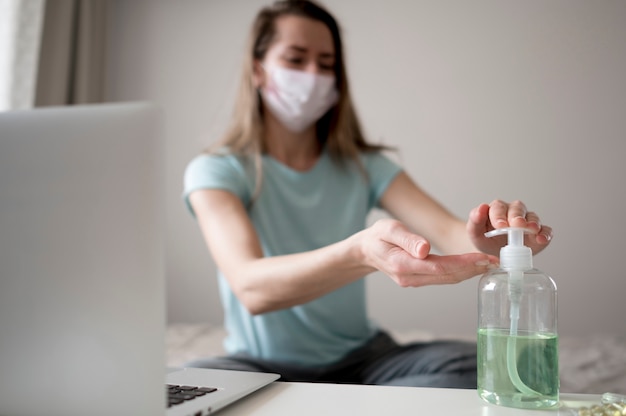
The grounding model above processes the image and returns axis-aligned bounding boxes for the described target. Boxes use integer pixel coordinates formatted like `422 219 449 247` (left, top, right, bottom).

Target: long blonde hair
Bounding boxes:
208 0 391 202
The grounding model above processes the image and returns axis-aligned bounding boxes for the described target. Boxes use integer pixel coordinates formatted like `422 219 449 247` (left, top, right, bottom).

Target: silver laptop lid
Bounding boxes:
0 102 166 416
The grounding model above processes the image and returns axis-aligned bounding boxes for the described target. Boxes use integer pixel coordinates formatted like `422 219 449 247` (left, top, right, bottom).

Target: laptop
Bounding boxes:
0 102 279 416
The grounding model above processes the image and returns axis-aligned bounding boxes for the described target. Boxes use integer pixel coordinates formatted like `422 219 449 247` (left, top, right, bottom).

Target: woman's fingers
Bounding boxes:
374 218 430 259
386 253 498 288
487 199 529 229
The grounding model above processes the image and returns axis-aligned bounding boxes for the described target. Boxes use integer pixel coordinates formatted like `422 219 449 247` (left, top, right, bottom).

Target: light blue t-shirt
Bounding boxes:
183 149 402 366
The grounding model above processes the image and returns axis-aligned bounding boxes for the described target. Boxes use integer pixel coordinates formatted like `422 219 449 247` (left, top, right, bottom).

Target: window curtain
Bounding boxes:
34 0 108 107
0 0 45 111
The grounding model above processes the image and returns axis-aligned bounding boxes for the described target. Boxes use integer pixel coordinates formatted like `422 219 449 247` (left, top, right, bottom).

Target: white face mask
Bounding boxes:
260 65 338 133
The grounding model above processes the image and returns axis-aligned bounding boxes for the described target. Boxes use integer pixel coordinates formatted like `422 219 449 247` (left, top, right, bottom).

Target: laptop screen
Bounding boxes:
0 102 166 416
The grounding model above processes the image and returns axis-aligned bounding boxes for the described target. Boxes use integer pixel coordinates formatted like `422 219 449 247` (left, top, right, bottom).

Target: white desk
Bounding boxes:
217 382 599 415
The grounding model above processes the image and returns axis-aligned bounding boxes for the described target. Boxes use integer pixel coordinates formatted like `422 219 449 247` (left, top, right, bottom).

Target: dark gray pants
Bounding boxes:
185 331 477 389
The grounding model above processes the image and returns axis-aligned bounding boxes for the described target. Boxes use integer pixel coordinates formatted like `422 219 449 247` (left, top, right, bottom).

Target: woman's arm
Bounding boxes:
189 189 372 314
189 187 497 315
380 172 553 256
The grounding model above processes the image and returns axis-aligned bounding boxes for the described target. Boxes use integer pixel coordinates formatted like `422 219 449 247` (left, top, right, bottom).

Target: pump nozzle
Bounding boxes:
485 227 534 271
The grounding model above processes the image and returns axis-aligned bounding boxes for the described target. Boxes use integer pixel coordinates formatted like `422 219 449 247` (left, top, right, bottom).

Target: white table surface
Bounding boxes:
217 382 599 416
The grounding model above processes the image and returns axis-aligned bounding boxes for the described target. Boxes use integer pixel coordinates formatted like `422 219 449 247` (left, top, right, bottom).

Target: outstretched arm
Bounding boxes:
380 172 552 256
189 187 497 315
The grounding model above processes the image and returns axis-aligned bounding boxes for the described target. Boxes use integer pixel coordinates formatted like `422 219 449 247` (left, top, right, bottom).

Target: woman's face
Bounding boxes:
256 15 336 83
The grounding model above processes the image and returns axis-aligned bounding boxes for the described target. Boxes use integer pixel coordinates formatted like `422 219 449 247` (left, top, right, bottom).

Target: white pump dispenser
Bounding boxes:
486 227 533 271
477 227 559 409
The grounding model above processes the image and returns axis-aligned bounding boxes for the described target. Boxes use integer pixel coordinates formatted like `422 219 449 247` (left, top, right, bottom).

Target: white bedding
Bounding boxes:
166 323 626 395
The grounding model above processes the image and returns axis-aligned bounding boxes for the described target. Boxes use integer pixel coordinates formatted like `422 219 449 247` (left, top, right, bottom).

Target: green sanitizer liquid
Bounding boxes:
477 328 559 409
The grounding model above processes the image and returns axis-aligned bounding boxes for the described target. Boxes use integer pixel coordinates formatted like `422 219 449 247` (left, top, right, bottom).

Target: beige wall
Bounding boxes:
106 0 626 338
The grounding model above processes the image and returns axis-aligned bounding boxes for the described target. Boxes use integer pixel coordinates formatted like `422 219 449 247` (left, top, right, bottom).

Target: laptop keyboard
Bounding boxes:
167 384 218 408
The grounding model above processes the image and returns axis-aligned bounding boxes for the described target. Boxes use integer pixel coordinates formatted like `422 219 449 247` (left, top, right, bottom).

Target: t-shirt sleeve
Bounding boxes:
362 152 403 208
182 154 251 217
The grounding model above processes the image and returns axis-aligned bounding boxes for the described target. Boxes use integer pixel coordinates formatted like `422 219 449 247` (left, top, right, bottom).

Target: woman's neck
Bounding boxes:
264 117 321 171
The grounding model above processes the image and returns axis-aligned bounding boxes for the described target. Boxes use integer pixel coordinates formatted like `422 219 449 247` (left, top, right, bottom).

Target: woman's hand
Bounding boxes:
355 219 499 287
467 199 553 257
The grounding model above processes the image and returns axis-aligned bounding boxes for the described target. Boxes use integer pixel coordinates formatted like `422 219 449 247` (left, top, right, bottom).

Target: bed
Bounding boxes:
166 323 626 394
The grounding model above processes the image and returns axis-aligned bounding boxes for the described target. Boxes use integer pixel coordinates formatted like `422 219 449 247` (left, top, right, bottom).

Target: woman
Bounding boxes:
183 0 552 388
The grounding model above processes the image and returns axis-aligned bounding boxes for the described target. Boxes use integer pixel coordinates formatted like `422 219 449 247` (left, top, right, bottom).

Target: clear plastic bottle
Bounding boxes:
477 227 559 409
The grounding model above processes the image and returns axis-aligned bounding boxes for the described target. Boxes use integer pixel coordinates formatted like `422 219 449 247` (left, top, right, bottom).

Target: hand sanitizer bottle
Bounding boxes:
477 227 559 409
